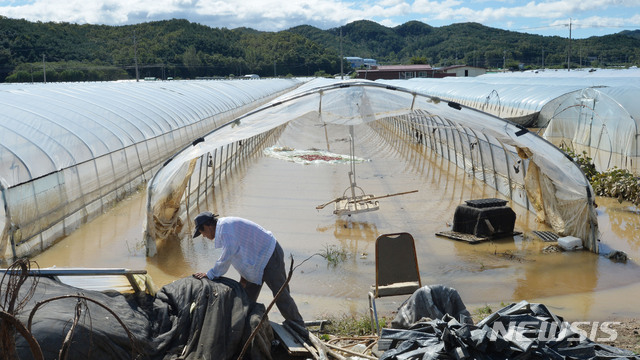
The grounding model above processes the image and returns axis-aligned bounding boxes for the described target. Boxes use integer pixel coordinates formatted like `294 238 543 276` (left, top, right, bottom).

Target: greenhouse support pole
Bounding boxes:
501 144 514 201
461 126 474 178
218 146 224 187
521 158 530 210
200 153 206 201
589 194 599 254
470 129 486 183
446 119 457 165
213 147 219 187
486 135 498 192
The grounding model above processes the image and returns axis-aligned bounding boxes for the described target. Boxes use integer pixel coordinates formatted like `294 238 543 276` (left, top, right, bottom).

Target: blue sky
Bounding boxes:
1 0 639 39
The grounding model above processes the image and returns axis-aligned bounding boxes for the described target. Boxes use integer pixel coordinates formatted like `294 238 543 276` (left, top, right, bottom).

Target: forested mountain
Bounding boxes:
1 16 639 82
621 30 640 40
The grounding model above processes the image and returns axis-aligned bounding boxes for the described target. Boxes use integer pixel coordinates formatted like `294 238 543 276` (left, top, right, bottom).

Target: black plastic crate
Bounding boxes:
452 203 516 238
465 198 508 209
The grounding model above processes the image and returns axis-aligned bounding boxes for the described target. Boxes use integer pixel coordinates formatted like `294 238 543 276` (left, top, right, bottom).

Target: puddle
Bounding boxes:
33 118 640 323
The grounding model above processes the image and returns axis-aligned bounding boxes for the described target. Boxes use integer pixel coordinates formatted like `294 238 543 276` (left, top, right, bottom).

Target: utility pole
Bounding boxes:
273 60 276 77
503 50 506 71
133 30 140 82
340 28 344 80
542 48 544 69
579 45 582 68
567 18 572 71
42 54 46 83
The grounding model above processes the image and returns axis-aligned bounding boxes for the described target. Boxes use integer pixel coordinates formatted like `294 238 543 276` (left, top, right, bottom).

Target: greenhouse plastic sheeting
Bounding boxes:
379 292 639 359
475 68 640 87
541 86 640 173
381 73 640 175
380 78 584 126
10 275 271 359
145 78 599 254
0 79 302 260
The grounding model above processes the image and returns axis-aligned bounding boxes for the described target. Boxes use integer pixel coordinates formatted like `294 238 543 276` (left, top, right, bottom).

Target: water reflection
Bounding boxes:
147 233 190 278
598 197 640 254
317 219 378 243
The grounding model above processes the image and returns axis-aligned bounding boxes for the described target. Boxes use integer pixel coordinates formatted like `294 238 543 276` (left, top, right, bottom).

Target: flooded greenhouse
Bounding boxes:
0 78 301 260
2 77 640 357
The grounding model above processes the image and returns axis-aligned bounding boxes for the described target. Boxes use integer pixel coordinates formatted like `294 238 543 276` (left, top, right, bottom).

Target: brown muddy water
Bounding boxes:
33 117 640 324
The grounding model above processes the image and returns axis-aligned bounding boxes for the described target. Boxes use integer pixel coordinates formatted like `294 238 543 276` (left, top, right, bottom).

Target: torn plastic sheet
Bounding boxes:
263 145 369 165
379 286 640 360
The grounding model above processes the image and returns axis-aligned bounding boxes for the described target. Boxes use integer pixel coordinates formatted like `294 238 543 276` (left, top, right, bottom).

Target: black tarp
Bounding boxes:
379 286 640 360
6 276 272 359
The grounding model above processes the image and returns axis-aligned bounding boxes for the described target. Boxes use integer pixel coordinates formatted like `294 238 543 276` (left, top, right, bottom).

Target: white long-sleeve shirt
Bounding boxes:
206 217 277 285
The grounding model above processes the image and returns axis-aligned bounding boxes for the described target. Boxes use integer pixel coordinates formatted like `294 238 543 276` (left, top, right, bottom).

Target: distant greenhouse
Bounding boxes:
541 86 640 173
0 79 302 260
381 78 585 126
381 69 640 174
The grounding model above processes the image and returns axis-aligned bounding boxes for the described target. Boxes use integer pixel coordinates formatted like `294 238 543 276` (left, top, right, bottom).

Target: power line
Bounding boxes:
514 23 640 32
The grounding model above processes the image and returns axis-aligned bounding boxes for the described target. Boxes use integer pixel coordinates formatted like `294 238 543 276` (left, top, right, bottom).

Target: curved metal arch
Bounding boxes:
0 105 80 173
0 141 33 185
81 88 166 136
50 87 151 142
105 87 179 131
17 93 111 157
36 91 131 150
121 86 200 128
153 85 214 121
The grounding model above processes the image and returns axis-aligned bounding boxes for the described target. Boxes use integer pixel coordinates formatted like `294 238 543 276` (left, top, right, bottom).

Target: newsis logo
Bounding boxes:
488 321 620 342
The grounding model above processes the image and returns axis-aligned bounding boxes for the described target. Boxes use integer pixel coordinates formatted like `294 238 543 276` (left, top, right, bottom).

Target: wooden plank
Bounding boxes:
270 321 309 356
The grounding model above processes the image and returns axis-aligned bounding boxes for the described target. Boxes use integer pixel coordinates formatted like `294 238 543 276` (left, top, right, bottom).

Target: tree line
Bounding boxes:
1 16 639 83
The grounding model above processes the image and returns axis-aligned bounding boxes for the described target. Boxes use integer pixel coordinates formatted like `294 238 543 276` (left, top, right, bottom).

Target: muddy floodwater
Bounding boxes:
33 118 640 323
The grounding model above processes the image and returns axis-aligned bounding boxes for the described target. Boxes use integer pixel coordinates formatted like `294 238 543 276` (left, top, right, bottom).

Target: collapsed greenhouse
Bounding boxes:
0 79 302 261
145 78 599 254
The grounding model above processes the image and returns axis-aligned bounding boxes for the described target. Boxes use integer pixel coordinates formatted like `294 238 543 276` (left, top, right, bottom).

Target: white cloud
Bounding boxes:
0 0 638 36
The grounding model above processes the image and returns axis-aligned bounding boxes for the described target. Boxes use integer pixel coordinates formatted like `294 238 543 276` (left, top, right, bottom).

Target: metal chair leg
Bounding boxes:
368 291 380 335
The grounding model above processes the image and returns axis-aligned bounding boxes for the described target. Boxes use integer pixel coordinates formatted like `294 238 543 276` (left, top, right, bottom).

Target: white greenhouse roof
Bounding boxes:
0 79 301 188
0 78 303 260
378 78 586 123
476 68 640 87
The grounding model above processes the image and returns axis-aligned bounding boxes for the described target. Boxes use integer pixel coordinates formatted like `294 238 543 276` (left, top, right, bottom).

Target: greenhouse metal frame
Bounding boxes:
0 79 302 260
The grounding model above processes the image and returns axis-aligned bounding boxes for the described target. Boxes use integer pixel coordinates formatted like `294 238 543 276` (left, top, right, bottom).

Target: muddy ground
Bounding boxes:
602 318 640 354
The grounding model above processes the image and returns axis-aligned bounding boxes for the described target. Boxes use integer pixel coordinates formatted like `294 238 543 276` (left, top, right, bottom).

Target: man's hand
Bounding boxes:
192 272 207 279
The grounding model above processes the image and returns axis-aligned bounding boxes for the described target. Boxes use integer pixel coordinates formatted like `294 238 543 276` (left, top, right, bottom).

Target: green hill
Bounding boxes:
1 16 639 82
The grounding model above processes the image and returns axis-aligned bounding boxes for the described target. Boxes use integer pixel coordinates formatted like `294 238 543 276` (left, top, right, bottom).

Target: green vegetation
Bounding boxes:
475 304 493 317
320 312 386 336
592 168 640 206
319 244 349 267
2 16 640 82
562 144 640 206
560 145 598 181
